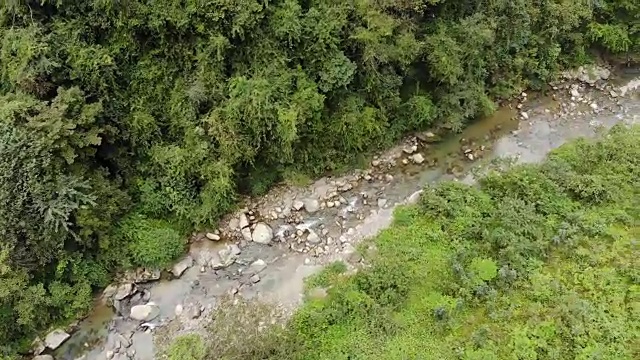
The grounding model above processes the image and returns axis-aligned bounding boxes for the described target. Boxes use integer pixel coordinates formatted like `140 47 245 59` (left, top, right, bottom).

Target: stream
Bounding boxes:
47 67 639 360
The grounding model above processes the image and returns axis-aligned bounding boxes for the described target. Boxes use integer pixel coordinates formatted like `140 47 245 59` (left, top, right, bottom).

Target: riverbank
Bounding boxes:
41 66 639 360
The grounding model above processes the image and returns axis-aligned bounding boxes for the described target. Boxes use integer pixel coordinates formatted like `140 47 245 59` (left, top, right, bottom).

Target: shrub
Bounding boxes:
118 214 185 269
166 334 206 360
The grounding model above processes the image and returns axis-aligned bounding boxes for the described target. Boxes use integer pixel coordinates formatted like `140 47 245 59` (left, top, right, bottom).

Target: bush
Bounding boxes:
118 214 186 269
166 334 206 360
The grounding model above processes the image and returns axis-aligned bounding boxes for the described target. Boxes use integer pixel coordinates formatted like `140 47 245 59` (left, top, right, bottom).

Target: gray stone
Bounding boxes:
116 333 131 348
306 230 322 245
171 256 193 278
250 274 261 283
34 355 54 360
129 303 160 321
175 304 184 316
189 306 202 319
45 329 70 350
102 284 118 301
249 259 267 274
229 244 242 256
228 217 240 230
205 232 220 241
303 198 320 213
31 337 45 355
211 245 238 269
106 350 115 360
252 223 273 244
292 200 305 211
114 283 134 301
241 227 252 241
410 153 425 164
377 198 387 208
239 213 250 229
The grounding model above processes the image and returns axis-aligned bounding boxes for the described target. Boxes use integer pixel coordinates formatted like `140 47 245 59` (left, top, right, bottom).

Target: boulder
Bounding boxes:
252 223 273 244
306 230 322 245
410 153 425 164
241 227 252 241
210 245 238 269
34 356 54 360
129 303 160 321
44 329 70 350
292 200 305 211
171 256 194 278
31 337 45 355
303 198 320 213
239 213 250 229
114 283 134 301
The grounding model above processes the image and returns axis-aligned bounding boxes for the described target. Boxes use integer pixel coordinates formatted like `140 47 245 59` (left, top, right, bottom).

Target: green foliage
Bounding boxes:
0 0 637 354
118 214 186 269
306 261 348 289
214 127 640 359
166 334 206 360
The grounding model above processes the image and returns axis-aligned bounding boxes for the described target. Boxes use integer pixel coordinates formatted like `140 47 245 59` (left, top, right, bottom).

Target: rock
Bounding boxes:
570 87 581 98
171 256 193 278
45 329 70 350
306 230 322 245
249 259 267 274
229 244 242 255
371 159 381 167
129 303 160 321
106 351 115 360
292 200 305 211
31 337 45 355
403 145 417 154
343 244 362 263
590 103 598 110
189 306 202 319
252 223 273 244
377 198 387 208
250 274 261 283
609 90 618 98
303 198 320 213
239 213 250 229
175 304 184 316
102 284 118 301
228 218 239 230
211 245 238 269
116 333 131 348
520 111 529 120
34 355 54 360
205 233 221 241
125 268 161 283
114 283 134 301
410 153 425 164
241 227 252 241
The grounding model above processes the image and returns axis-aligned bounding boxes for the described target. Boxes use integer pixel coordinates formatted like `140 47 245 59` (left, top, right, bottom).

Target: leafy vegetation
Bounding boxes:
0 0 637 355
192 126 640 359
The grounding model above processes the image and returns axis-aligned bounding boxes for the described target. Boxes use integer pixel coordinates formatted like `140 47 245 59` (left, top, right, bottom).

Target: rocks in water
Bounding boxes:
211 245 239 269
101 284 119 302
34 355 54 360
114 283 134 301
205 232 220 241
44 329 70 350
409 153 425 164
306 230 322 245
292 200 305 211
171 256 194 278
303 198 320 213
252 222 274 244
249 259 267 274
175 304 184 316
129 303 160 321
124 268 161 283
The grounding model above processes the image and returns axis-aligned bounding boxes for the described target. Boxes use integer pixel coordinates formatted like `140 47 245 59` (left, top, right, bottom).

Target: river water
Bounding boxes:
52 70 639 360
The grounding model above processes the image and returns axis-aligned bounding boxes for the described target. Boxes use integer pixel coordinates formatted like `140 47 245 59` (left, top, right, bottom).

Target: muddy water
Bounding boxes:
56 73 639 360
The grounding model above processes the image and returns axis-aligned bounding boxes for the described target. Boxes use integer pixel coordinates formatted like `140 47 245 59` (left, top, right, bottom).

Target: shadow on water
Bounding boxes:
53 303 114 360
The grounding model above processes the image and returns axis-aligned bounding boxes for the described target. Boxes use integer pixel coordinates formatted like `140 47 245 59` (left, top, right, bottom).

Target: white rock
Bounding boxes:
171 256 193 278
239 213 250 229
105 351 114 360
377 198 387 208
292 200 305 211
175 304 184 316
44 329 70 350
410 153 425 164
249 259 267 274
590 103 598 110
303 198 320 213
228 218 239 230
130 303 160 321
570 88 581 98
205 233 220 241
520 111 529 120
114 283 134 301
306 230 322 245
252 223 273 244
34 356 54 360
241 227 252 241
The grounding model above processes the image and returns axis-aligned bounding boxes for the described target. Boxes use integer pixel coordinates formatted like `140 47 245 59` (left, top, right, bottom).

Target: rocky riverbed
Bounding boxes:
39 65 639 360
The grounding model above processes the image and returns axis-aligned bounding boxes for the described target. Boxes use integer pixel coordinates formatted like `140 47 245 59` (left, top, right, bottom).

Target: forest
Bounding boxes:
168 125 640 359
0 0 638 355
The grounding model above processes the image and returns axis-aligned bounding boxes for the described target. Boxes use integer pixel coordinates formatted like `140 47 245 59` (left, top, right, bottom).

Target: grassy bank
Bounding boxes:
169 125 640 359
1 0 638 354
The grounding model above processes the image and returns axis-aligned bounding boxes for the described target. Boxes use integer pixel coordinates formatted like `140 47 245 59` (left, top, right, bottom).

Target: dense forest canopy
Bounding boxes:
0 0 637 354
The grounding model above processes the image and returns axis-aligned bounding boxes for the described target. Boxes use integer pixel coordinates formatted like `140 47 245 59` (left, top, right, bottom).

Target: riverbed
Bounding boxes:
52 67 639 360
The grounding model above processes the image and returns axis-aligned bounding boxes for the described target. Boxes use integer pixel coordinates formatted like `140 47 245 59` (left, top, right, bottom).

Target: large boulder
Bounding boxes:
44 329 70 350
171 256 194 278
129 303 160 321
303 198 320 213
114 283 134 300
252 223 273 244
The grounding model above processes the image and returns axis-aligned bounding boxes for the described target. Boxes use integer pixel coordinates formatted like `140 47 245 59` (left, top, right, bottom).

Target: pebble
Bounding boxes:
292 200 304 211
250 274 261 283
520 111 529 120
371 159 381 167
409 153 425 164
175 304 184 316
205 233 220 241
